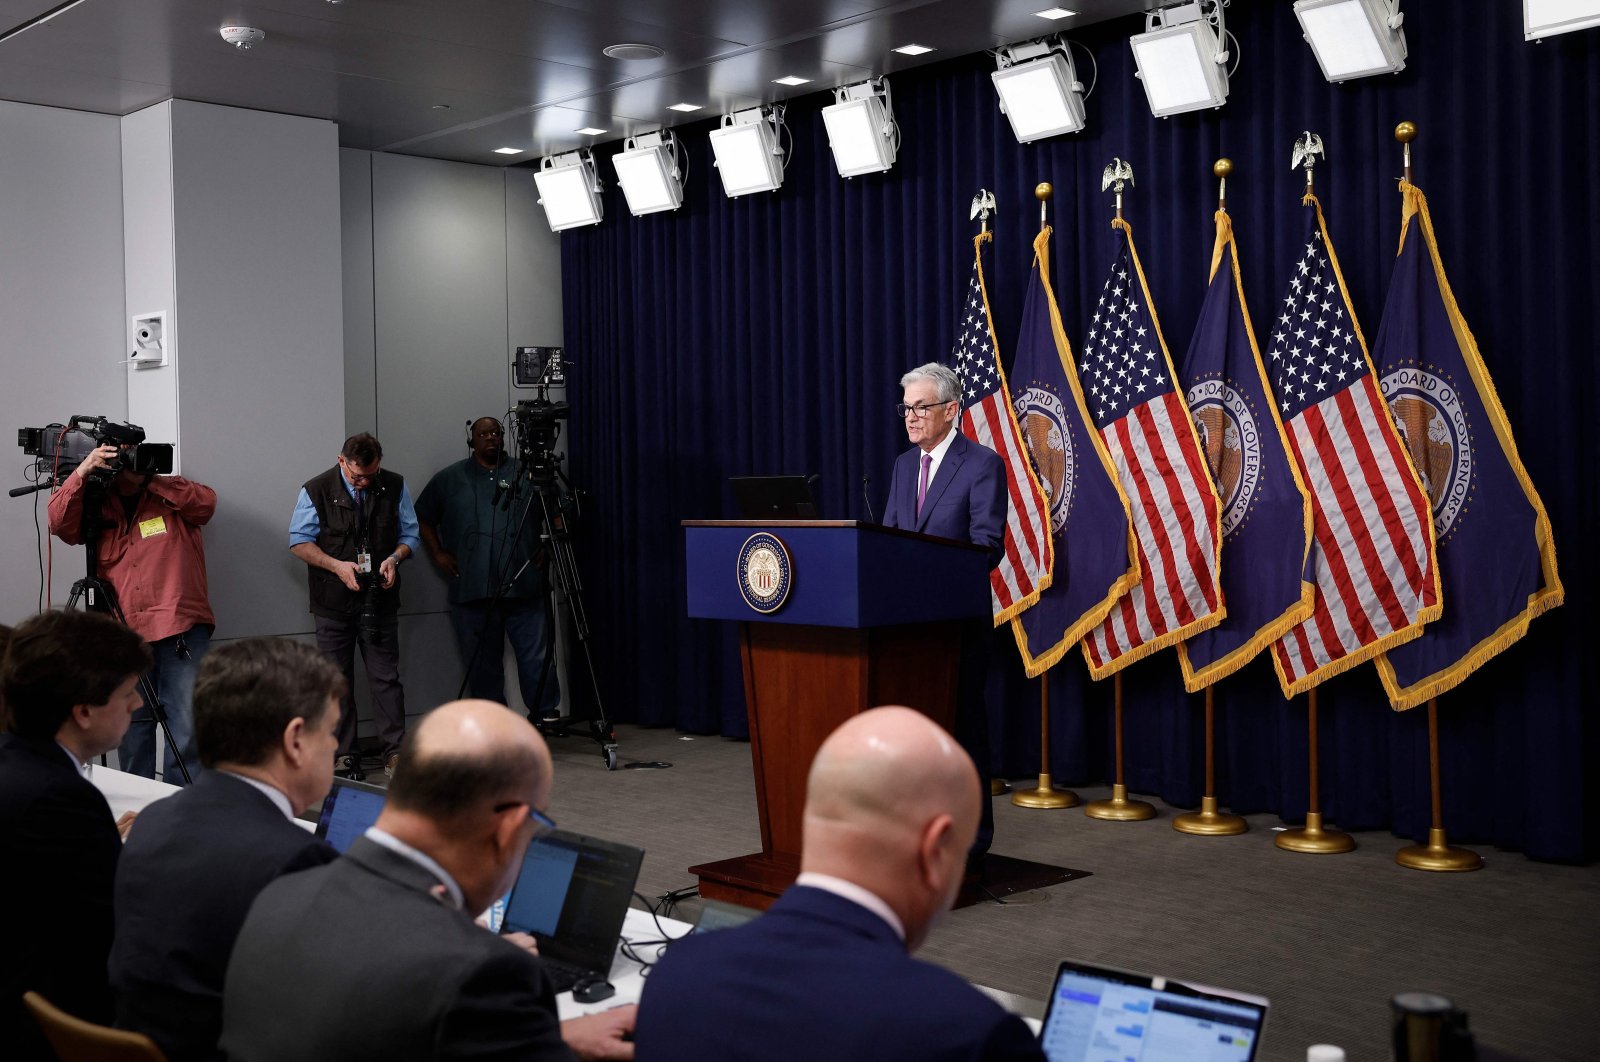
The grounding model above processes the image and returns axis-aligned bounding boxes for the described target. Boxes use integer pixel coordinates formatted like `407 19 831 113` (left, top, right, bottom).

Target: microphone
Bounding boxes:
861 474 876 523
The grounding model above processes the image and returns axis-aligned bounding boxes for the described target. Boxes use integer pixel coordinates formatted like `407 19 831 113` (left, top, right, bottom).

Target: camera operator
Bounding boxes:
45 442 216 785
288 432 419 779
416 417 561 721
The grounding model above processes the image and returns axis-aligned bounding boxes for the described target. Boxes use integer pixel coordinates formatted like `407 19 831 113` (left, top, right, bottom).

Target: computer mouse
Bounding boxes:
572 978 616 1004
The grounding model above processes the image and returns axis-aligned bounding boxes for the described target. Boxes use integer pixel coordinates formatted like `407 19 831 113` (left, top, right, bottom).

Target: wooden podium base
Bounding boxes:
688 852 800 910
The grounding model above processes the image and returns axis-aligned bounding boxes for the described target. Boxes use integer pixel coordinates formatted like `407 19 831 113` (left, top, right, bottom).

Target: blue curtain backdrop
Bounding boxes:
557 0 1598 862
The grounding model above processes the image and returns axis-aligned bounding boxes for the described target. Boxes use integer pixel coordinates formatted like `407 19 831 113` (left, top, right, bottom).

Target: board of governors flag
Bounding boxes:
1264 193 1441 697
1373 181 1563 710
1176 210 1315 692
952 231 1054 625
1081 220 1224 678
1008 226 1139 677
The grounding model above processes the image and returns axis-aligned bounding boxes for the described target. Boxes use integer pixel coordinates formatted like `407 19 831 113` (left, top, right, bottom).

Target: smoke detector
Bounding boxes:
220 26 266 50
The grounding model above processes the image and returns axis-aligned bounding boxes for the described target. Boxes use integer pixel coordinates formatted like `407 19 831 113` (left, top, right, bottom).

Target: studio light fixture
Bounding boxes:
992 38 1092 143
821 78 900 178
1129 1 1233 117
709 106 788 198
1524 0 1600 39
1294 0 1406 82
611 131 686 216
533 150 604 232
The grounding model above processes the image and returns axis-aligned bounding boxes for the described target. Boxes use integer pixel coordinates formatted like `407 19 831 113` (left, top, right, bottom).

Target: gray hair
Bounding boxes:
899 362 962 405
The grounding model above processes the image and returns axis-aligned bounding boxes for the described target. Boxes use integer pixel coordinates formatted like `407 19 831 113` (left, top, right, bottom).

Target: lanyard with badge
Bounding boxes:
354 487 373 576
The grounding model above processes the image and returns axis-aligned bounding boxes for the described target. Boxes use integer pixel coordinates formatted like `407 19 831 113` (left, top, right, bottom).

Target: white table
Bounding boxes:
557 907 689 1020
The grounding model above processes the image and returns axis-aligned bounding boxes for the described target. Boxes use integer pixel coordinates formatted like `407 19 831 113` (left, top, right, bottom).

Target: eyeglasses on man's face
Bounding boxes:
896 400 953 419
493 801 558 839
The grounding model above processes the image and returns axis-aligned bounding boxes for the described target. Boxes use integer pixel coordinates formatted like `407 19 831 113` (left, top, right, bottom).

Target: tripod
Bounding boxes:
62 477 193 785
457 460 626 770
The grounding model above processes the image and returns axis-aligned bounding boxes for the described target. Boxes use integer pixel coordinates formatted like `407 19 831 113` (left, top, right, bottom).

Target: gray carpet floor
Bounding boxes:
533 723 1597 1062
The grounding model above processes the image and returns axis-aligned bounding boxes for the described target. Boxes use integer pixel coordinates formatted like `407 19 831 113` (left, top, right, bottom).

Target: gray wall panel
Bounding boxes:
168 101 344 640
0 101 126 623
341 148 378 436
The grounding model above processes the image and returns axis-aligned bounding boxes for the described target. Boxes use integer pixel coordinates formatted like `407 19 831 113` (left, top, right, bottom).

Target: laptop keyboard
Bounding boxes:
542 957 594 994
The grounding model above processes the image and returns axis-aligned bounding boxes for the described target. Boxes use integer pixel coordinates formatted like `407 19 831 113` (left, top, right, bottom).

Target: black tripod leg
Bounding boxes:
138 672 193 786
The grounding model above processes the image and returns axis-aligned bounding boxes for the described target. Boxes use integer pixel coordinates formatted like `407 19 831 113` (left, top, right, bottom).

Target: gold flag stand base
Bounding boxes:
1085 784 1156 821
1275 812 1355 854
989 778 1011 796
1012 772 1079 809
1173 796 1247 836
1396 828 1483 872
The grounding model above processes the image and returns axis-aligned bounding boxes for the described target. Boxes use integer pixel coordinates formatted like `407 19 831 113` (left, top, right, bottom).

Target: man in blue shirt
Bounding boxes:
416 417 560 720
288 432 420 778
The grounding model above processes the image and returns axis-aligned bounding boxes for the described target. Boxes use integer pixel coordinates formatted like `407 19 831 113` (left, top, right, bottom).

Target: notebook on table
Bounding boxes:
312 776 388 853
1037 959 1268 1062
500 829 645 994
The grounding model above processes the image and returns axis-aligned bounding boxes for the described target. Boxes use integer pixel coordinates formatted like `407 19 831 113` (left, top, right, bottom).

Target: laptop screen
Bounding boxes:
1038 961 1267 1062
313 777 387 854
729 475 819 519
502 830 644 974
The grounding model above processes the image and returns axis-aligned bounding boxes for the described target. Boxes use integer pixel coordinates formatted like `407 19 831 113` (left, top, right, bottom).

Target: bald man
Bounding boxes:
219 701 634 1061
633 707 1044 1062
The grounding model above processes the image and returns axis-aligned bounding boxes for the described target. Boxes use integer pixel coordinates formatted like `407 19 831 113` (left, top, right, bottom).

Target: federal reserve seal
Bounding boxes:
736 532 793 614
1185 377 1262 537
1380 366 1473 538
1013 385 1075 532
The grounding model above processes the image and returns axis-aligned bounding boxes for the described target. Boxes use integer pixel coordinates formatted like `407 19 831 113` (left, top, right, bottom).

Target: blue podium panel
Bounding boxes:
683 521 989 628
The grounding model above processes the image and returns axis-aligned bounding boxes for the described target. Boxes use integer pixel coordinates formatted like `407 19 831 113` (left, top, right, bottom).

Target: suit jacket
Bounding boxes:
220 835 573 1062
110 770 337 1061
881 432 1008 561
0 733 123 1061
633 885 1045 1062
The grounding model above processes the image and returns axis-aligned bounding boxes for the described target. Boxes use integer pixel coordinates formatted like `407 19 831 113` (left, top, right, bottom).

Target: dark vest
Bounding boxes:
303 465 404 619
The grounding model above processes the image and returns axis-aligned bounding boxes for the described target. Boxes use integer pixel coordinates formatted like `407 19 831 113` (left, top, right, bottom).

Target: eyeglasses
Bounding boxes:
896 401 953 419
493 801 558 839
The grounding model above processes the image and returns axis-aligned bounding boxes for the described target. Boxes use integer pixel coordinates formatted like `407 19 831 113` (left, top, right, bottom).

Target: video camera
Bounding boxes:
14 416 174 496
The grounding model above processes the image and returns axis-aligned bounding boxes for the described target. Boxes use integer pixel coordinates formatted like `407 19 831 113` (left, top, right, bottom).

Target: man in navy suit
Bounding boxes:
882 362 1007 859
0 610 152 1060
881 362 1007 556
634 706 1044 1062
110 637 346 1060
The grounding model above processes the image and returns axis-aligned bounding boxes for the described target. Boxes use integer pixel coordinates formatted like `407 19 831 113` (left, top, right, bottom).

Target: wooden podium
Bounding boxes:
682 520 989 908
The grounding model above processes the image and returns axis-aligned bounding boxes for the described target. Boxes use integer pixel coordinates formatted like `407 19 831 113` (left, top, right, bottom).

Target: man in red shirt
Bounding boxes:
47 443 217 785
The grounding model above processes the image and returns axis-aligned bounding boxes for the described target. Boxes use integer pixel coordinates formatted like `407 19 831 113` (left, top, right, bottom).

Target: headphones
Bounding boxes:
466 417 504 450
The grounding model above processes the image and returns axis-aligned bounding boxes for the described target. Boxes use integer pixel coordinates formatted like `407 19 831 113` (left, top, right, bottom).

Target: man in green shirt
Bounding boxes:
416 417 560 720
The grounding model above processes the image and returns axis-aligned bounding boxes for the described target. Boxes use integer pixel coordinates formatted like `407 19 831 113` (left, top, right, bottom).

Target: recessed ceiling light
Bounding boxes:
603 42 665 60
575 126 608 136
431 104 451 110
1033 7 1078 19
668 102 703 112
494 147 524 155
893 43 934 55
773 75 812 86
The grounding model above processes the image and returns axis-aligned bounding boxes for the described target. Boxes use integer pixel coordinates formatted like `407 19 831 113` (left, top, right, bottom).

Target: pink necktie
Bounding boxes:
916 452 932 518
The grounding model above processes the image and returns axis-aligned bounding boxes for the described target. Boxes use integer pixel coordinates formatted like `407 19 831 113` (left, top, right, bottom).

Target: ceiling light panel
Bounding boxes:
1294 0 1406 82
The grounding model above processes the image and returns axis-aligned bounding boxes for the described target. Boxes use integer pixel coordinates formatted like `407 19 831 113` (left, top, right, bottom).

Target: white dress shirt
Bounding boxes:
920 422 959 490
795 871 906 942
219 770 295 820
364 826 465 910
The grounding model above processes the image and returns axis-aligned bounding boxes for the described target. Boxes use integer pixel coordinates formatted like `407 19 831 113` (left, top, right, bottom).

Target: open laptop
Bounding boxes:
692 898 761 934
312 776 388 853
729 474 819 519
1037 960 1268 1062
500 829 645 994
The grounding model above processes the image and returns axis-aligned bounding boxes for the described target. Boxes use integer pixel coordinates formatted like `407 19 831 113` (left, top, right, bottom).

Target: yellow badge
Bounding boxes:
138 515 168 539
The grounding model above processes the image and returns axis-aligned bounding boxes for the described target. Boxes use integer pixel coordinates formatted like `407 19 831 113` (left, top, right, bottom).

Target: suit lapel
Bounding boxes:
915 434 967 532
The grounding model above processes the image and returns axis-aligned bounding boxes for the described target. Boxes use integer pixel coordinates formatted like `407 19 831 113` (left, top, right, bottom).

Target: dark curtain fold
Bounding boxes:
559 0 1598 861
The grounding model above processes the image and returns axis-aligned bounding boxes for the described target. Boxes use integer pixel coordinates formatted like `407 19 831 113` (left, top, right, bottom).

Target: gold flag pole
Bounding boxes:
1396 697 1483 871
1008 182 1077 810
1174 684 1247 835
1012 670 1079 808
1275 688 1355 853
1383 121 1482 874
968 185 1012 799
1085 672 1156 820
1175 159 1247 839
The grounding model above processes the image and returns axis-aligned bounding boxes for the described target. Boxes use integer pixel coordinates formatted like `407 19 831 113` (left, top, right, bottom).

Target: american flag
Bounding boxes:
953 232 1053 622
1081 222 1224 677
1264 195 1440 696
